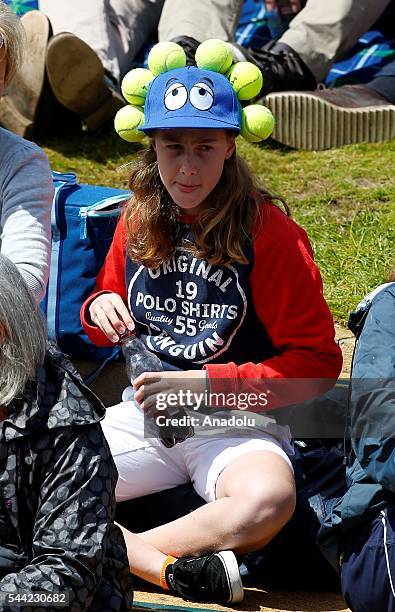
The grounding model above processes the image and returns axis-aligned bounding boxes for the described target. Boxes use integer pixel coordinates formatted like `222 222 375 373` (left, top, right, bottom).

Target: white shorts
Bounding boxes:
101 399 293 503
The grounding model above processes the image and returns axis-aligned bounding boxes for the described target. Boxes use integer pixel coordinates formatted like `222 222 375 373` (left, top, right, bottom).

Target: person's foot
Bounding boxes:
233 41 316 97
165 550 244 604
0 10 51 138
264 84 395 150
45 32 125 131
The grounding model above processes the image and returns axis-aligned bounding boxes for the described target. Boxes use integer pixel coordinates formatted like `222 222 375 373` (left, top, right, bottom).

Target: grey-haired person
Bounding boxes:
0 253 134 610
0 1 52 303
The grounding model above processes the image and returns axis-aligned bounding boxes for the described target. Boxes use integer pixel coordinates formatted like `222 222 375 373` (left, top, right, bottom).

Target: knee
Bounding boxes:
237 481 296 531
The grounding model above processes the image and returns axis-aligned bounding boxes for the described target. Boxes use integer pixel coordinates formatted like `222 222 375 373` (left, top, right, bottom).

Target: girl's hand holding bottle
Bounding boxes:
120 332 199 446
89 292 135 342
89 294 206 419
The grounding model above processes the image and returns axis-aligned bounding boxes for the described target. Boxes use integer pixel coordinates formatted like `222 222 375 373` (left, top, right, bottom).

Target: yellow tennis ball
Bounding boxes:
148 42 186 76
228 62 263 100
241 105 275 142
121 68 154 106
195 39 233 74
114 105 145 142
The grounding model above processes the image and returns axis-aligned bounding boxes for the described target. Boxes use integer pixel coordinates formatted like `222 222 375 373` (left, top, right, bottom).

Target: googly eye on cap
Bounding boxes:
141 65 242 133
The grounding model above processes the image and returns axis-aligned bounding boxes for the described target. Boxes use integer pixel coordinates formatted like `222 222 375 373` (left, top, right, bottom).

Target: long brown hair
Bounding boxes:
124 142 288 268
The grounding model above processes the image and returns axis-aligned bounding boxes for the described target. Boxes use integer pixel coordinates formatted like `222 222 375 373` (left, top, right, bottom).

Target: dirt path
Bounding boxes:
134 587 350 611
335 324 355 377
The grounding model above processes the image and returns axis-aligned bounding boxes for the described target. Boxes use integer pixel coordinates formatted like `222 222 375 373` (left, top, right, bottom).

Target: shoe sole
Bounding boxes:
46 34 106 114
20 11 50 102
264 91 395 150
46 33 123 129
0 11 50 136
216 551 244 604
0 97 33 138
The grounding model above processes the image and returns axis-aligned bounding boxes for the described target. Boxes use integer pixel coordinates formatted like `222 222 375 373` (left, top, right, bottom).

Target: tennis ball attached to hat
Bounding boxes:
195 39 233 74
114 105 145 142
121 68 154 106
241 105 275 142
228 62 263 100
148 42 186 76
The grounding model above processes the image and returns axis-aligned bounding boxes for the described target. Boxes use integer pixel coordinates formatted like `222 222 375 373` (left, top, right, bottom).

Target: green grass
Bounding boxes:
40 131 395 325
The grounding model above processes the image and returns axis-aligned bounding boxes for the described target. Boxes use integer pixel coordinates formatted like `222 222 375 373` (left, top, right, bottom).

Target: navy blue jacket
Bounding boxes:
318 283 395 570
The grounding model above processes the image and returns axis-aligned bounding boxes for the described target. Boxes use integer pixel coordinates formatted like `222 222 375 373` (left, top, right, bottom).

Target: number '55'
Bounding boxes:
174 315 196 336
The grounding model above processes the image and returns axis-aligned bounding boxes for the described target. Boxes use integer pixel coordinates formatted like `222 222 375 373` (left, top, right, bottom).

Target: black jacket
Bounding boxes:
0 345 133 611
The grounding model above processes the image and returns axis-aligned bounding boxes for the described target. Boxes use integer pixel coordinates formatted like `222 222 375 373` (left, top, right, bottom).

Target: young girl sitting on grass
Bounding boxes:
81 41 342 606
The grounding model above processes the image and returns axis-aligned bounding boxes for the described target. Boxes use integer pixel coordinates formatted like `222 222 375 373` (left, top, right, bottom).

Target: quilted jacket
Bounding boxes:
0 345 133 611
318 283 395 570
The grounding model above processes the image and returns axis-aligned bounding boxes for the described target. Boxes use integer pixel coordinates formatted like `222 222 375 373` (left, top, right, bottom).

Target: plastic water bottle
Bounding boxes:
119 332 193 447
120 333 163 382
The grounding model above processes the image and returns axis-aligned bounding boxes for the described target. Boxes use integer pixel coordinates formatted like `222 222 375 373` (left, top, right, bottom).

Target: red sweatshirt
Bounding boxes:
81 202 342 406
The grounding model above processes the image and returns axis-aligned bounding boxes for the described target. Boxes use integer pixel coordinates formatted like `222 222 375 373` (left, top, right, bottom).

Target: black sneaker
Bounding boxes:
235 40 316 97
170 36 200 66
166 550 244 604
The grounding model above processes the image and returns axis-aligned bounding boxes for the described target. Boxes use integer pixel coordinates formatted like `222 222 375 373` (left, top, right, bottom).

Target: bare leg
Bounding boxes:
116 522 166 585
135 451 295 558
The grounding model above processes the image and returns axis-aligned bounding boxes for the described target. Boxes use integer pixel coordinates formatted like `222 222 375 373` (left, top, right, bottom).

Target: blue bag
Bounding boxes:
41 172 130 361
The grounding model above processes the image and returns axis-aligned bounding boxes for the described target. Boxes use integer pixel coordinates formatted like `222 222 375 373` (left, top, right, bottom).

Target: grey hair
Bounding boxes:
0 1 25 84
0 254 46 406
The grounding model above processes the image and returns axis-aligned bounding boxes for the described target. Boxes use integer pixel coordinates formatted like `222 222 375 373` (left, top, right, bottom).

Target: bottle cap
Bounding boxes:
118 329 137 344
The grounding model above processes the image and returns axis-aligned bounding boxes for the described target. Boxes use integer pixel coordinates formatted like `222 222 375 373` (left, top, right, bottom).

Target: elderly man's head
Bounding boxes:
0 254 46 406
0 1 24 95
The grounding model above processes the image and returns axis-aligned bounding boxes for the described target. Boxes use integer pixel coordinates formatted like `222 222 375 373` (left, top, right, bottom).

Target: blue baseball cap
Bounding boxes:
140 66 242 134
